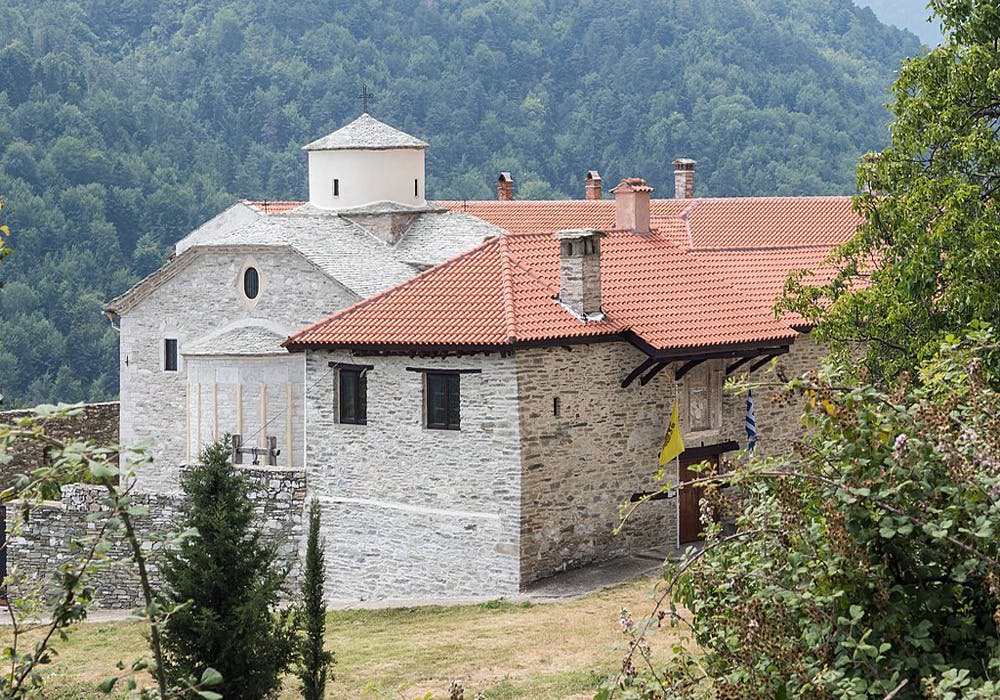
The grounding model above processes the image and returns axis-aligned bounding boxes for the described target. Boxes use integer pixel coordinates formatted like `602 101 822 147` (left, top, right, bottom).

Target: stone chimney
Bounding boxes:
497 172 514 201
585 170 602 200
555 229 605 320
610 177 653 234
672 158 696 199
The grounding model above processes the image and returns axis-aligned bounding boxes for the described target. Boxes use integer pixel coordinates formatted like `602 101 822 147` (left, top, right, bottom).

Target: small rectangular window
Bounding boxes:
338 368 367 424
332 178 340 197
164 338 178 372
414 178 419 197
426 372 460 430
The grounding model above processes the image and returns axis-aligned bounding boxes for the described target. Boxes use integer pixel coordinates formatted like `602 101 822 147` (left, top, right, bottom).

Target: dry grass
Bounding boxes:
0 573 683 699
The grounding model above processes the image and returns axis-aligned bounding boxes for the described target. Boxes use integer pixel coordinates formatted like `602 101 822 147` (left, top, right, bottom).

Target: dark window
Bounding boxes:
426 372 460 430
164 338 178 372
338 369 367 424
332 178 340 197
414 178 419 197
243 267 260 299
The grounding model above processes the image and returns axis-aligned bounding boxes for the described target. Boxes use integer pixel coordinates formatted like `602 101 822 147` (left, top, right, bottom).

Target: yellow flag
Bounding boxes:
658 400 685 466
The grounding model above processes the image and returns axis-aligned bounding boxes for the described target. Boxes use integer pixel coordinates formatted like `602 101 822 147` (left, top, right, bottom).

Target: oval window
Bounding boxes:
243 267 260 299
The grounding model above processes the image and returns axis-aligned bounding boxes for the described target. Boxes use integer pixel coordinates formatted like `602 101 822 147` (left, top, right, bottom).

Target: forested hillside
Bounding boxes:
0 0 921 406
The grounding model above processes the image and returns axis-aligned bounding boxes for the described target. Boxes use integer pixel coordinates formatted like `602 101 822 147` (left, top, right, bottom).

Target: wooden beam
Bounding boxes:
640 361 670 386
629 489 677 503
726 355 755 376
747 353 779 375
674 358 707 381
621 357 657 388
682 441 739 460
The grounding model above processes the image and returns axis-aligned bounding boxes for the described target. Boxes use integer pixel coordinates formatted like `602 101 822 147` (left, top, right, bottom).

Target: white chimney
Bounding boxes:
610 178 653 234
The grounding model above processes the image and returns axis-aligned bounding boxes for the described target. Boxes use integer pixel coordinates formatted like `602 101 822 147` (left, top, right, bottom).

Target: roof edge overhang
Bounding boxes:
621 331 796 362
302 144 428 153
105 243 339 318
284 332 796 360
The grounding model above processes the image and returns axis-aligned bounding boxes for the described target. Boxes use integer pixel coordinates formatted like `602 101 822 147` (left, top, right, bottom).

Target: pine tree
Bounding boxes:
159 439 296 699
297 498 333 700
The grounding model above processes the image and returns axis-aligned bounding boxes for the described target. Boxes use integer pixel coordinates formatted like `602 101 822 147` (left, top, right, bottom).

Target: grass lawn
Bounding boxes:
0 573 683 699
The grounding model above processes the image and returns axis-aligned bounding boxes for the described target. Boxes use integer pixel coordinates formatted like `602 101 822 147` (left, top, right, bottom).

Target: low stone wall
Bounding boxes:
0 402 120 490
5 465 306 609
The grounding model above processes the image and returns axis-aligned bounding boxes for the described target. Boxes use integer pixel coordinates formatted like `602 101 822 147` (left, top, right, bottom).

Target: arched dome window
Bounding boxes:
243 267 260 299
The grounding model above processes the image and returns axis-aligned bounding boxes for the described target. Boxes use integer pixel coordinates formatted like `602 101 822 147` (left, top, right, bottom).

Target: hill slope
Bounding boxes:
0 0 921 405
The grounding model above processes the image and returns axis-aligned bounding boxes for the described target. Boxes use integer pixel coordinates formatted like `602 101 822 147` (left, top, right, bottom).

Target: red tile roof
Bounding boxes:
432 196 858 317
433 196 858 249
244 200 304 214
285 229 798 354
253 194 858 353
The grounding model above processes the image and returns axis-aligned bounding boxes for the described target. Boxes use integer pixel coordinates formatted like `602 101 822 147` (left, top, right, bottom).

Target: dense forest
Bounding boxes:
0 0 922 406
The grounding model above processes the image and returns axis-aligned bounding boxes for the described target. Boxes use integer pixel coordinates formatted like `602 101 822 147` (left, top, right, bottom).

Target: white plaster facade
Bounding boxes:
115 247 353 491
106 114 501 492
305 350 522 598
307 148 426 210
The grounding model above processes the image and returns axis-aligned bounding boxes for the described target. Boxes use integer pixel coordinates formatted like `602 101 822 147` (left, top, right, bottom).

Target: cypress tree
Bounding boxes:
297 498 333 699
159 439 295 699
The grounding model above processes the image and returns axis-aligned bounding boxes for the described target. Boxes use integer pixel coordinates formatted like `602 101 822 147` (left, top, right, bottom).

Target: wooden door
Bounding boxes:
678 455 718 544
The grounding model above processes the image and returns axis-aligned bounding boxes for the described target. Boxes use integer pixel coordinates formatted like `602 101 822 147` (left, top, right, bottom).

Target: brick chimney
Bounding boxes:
672 158 696 199
610 177 653 234
497 172 514 201
585 170 602 200
555 229 605 320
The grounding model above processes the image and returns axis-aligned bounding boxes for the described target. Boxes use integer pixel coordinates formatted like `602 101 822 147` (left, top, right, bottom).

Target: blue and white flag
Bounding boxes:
746 388 757 452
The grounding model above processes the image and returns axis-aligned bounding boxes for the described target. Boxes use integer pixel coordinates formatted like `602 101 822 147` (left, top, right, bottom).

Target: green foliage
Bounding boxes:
296 498 332 700
782 0 1000 384
0 0 920 406
0 405 220 699
159 438 295 700
601 332 1000 698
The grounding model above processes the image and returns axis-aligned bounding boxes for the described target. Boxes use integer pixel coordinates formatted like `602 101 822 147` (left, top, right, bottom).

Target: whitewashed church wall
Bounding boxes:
303 350 522 600
307 148 425 209
120 249 356 492
185 355 305 470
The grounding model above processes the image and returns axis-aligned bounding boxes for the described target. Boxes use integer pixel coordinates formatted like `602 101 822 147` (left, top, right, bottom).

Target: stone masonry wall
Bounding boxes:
0 402 119 490
120 247 356 493
5 466 305 609
304 350 522 601
516 338 802 584
746 333 826 457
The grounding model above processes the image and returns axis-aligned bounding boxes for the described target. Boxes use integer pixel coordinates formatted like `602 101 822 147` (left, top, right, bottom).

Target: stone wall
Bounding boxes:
516 343 749 583
0 402 119 490
5 465 305 609
744 333 825 457
119 246 357 492
304 350 522 601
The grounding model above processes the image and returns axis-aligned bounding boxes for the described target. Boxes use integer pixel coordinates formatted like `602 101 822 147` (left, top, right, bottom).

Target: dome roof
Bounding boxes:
303 113 428 151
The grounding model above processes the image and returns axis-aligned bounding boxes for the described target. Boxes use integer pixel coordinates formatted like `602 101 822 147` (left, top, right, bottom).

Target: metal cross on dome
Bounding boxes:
358 83 375 113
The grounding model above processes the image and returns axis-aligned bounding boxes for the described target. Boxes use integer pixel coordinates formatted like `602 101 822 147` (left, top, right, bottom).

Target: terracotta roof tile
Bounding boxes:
433 196 859 305
433 196 857 249
244 200 304 214
285 230 796 353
